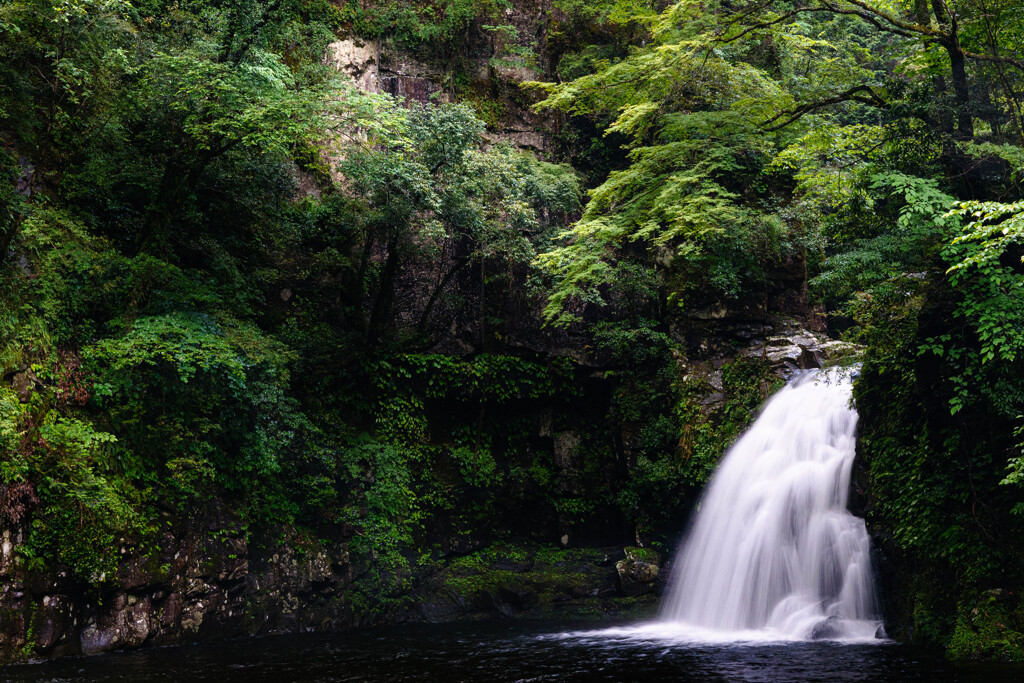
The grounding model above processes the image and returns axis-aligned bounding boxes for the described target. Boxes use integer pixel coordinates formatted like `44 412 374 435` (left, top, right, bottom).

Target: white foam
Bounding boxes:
655 368 884 642
541 620 887 647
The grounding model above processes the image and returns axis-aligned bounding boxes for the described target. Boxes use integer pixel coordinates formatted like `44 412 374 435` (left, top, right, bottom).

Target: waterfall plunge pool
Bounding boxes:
4 620 1021 682
8 371 1017 681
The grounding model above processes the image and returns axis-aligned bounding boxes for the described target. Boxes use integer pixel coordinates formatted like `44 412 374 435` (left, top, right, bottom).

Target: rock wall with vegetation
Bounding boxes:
2 0 1024 665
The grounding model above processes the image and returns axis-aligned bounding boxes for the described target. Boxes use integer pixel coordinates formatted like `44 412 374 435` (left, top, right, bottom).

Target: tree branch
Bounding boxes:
963 50 1024 77
821 0 943 37
761 85 889 131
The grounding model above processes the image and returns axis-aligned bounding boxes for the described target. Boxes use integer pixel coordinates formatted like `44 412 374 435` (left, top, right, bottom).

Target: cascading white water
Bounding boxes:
658 368 884 641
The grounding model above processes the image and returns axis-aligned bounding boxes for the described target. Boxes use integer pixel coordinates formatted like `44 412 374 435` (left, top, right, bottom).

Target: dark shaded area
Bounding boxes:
6 620 1022 682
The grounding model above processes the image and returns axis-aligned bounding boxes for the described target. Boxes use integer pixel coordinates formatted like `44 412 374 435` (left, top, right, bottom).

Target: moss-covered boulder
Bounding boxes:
615 547 661 597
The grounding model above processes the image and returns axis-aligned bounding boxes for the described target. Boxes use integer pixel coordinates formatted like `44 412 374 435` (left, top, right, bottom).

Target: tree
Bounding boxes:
337 100 580 343
528 0 1024 323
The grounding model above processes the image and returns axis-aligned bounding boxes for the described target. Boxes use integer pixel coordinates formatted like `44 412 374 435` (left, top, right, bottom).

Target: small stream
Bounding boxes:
3 620 1020 682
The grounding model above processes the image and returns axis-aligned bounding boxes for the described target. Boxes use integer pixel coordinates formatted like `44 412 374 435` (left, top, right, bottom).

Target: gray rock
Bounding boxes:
615 558 661 597
11 369 37 402
79 597 151 655
161 592 182 628
32 595 71 650
810 616 841 640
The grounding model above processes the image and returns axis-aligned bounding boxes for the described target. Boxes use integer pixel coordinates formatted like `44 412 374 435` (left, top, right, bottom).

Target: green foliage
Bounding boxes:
948 591 1024 662
535 114 784 322
374 354 576 403
0 0 382 573
592 304 780 539
931 200 1024 489
0 148 25 258
531 4 817 323
3 0 1024 659
335 99 580 340
0 382 143 584
810 172 957 311
339 437 419 560
87 313 301 491
854 253 1024 654
339 0 510 54
945 200 1024 366
333 354 582 611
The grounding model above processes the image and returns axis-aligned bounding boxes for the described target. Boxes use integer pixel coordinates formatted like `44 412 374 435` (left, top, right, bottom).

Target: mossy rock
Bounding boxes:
623 547 660 565
947 590 1024 662
431 544 628 616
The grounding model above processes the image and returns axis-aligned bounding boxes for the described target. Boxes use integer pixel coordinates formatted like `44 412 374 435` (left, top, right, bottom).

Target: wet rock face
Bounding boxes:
738 319 861 375
80 595 151 655
1 528 23 577
325 0 555 155
327 39 378 93
810 615 842 640
419 544 658 623
0 515 359 663
32 595 72 651
10 369 37 402
327 38 449 106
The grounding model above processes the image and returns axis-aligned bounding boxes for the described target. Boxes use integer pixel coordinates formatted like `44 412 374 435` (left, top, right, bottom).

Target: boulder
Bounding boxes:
742 324 862 373
810 615 841 640
616 547 662 597
32 594 72 651
79 596 152 655
11 369 37 402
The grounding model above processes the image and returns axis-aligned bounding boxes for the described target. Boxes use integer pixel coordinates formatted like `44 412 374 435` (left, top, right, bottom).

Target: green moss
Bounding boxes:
465 94 509 129
909 577 956 648
434 543 630 614
948 591 1024 662
624 546 659 564
143 549 173 583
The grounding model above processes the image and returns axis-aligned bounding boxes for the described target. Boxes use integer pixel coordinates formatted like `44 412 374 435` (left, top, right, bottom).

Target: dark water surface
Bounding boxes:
4 620 1021 682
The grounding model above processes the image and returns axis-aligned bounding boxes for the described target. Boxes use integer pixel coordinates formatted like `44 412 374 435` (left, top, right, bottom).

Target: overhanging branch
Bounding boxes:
761 85 889 131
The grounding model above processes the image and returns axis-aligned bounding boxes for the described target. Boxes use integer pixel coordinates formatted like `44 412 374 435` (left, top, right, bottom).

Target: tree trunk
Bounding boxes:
366 236 401 342
417 256 470 336
948 40 974 141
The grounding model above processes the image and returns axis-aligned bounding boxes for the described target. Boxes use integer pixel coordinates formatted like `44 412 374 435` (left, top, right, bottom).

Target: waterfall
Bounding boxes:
659 368 884 641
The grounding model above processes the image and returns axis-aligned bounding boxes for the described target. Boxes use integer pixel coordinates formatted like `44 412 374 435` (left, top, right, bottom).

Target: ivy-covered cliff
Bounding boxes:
2 0 1024 664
